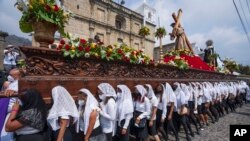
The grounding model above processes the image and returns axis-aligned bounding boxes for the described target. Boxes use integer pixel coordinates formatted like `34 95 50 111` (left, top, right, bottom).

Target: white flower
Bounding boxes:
85 53 90 58
125 52 131 57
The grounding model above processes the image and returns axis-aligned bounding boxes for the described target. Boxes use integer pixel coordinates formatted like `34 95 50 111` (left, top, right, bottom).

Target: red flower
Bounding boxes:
80 39 87 44
45 5 51 11
57 45 63 50
60 39 65 45
106 52 111 57
117 49 123 54
125 57 130 63
54 5 59 12
85 46 90 52
65 44 71 51
78 46 83 51
150 59 154 64
49 39 54 44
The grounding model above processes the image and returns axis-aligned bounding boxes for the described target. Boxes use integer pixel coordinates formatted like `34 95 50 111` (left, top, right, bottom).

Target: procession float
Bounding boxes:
1 1 237 103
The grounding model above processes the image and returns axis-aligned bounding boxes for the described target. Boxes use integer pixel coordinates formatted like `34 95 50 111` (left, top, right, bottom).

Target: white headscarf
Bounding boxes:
173 82 182 94
160 84 167 103
47 86 79 131
116 85 134 124
98 83 116 98
181 83 190 103
165 82 177 109
78 89 99 134
145 84 156 99
135 85 147 101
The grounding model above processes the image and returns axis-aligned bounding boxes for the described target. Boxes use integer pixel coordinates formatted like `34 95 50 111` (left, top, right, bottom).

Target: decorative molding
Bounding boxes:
20 46 236 80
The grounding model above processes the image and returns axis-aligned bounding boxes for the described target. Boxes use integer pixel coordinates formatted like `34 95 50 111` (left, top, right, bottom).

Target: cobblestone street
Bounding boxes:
173 104 250 141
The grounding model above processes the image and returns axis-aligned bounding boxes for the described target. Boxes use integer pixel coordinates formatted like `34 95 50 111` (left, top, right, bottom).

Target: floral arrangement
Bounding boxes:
167 56 189 70
164 48 193 57
223 58 239 73
139 26 150 37
57 35 153 65
164 49 215 71
15 0 71 35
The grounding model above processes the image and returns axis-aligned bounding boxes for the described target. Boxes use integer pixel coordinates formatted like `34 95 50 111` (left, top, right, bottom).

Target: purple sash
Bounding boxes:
0 98 10 135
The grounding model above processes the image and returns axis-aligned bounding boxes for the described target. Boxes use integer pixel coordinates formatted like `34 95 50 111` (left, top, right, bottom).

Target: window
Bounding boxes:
97 8 105 22
115 15 126 30
148 12 152 20
116 20 122 29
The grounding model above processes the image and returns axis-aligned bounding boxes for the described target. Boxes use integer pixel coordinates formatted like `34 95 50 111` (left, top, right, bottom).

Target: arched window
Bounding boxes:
115 15 126 30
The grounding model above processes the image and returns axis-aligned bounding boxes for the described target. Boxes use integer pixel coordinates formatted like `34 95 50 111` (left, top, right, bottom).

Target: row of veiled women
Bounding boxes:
2 81 249 141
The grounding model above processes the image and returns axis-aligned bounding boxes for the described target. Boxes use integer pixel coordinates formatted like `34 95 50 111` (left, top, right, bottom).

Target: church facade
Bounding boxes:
61 0 156 58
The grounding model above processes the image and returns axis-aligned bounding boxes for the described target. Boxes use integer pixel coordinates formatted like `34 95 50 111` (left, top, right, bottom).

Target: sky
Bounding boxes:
0 0 250 65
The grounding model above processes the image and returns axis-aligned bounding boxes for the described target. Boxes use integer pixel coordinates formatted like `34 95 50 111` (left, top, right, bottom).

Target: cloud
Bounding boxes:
125 0 250 65
0 0 30 38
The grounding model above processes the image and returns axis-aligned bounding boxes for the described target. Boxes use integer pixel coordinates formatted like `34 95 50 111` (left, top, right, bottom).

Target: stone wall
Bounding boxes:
63 0 155 58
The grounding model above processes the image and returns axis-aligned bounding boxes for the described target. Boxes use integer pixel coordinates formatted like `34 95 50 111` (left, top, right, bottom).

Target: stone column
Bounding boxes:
0 31 8 70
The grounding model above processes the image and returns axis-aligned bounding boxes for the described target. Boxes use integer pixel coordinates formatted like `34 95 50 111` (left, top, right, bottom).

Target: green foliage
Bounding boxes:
15 0 71 35
155 27 167 39
223 58 239 73
58 36 153 65
139 26 150 37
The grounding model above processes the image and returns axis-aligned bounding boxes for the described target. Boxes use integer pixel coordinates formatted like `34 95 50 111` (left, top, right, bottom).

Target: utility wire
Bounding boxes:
239 0 250 30
233 0 250 44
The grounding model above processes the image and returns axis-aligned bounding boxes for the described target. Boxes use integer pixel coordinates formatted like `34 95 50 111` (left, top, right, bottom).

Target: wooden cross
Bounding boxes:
170 9 194 55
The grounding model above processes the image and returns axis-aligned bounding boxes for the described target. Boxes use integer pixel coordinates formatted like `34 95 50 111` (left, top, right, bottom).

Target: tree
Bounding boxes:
138 26 150 50
155 27 167 63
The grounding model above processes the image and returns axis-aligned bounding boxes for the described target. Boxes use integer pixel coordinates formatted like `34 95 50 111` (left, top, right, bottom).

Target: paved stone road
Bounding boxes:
170 103 250 141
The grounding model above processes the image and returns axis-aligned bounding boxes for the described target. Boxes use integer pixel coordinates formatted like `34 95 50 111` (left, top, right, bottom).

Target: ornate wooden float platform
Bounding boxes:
15 46 237 103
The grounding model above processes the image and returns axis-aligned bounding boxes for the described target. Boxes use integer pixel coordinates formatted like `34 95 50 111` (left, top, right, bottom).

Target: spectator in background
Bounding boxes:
3 45 21 74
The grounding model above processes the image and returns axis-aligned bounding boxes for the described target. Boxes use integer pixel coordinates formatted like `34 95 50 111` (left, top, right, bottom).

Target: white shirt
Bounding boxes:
149 96 159 120
100 98 116 133
134 97 151 119
156 94 167 119
3 50 19 65
174 90 186 112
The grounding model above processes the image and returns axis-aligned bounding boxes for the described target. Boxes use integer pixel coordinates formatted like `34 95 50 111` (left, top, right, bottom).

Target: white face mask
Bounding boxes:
7 75 15 82
99 95 105 100
117 92 122 99
78 100 85 106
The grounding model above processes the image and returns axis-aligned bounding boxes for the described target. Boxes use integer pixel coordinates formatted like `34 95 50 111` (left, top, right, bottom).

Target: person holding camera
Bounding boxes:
3 45 20 74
